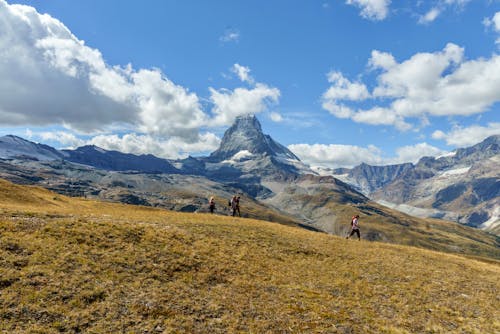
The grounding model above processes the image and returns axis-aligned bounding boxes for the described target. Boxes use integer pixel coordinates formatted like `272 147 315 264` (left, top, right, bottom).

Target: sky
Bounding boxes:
1 0 499 168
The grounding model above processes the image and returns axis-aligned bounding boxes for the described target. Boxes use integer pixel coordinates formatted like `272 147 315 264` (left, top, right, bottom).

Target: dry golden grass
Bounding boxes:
0 179 499 333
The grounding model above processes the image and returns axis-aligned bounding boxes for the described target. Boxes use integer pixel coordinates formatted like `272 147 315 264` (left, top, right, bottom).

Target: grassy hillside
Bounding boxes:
0 179 499 333
263 176 500 260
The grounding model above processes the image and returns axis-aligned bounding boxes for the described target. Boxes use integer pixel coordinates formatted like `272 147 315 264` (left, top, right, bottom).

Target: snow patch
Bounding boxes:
94 147 108 154
437 151 456 159
331 173 351 183
311 166 335 176
480 205 500 230
221 150 253 164
438 166 471 177
377 200 459 220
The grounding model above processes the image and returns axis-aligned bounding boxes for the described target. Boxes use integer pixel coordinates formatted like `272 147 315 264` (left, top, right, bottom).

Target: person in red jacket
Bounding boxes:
346 214 360 240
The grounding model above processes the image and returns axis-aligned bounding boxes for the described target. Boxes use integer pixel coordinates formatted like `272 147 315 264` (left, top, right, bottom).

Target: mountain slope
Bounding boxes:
261 174 500 259
0 180 499 333
334 135 500 233
61 145 181 174
0 135 64 161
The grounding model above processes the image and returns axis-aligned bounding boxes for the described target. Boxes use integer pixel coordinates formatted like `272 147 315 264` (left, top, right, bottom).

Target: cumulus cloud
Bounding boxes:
87 132 220 159
484 11 500 45
322 43 500 131
345 0 391 21
432 123 500 147
418 8 441 24
231 64 254 84
417 0 471 25
38 131 86 148
321 71 370 119
393 143 446 163
289 142 445 168
210 64 280 126
31 130 220 159
0 0 207 144
484 11 500 32
289 143 383 168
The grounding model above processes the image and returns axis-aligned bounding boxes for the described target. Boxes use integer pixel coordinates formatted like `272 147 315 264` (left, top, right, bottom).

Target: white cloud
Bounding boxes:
418 7 441 24
324 71 371 101
368 50 397 70
0 0 207 144
345 0 391 21
289 142 445 168
231 63 254 84
321 71 370 118
416 0 470 24
393 143 446 164
289 143 383 168
88 132 220 159
323 43 500 131
31 130 221 159
432 123 500 147
484 12 500 45
210 83 280 126
443 0 470 7
269 112 284 122
38 131 86 148
131 69 207 141
351 107 411 131
484 12 500 32
220 28 240 43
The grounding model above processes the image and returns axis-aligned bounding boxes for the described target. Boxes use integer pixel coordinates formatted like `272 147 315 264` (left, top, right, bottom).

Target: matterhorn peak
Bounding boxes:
208 114 300 163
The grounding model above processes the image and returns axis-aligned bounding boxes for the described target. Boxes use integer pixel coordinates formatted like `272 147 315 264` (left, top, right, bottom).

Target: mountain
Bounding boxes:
61 145 181 174
205 114 311 178
0 135 64 161
334 135 500 233
209 114 300 162
0 118 498 240
334 162 414 194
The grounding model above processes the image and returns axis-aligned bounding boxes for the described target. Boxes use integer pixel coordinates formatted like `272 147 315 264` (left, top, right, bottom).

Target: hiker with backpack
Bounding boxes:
230 195 241 217
346 214 361 240
208 196 216 214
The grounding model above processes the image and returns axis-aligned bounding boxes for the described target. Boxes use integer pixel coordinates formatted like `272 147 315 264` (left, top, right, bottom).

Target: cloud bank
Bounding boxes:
289 142 446 169
432 123 500 147
322 43 500 131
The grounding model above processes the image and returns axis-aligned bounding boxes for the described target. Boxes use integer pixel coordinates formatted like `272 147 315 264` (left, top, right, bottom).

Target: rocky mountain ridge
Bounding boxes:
333 135 500 233
0 120 498 236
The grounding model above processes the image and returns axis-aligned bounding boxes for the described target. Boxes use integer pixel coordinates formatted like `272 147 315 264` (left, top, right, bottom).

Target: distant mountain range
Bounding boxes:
0 115 498 238
331 135 500 233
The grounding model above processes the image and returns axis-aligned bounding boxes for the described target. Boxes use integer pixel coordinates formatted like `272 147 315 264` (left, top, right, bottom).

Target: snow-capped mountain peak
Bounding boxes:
0 135 63 161
208 114 300 162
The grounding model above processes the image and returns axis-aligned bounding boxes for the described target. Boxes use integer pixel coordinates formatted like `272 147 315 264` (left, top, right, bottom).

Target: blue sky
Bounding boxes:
1 0 499 168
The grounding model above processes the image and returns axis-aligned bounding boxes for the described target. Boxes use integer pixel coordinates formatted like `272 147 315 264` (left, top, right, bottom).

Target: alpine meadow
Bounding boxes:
1 1 500 333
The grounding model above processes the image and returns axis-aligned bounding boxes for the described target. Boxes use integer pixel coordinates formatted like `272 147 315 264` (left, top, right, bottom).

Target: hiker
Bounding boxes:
346 214 360 240
230 195 241 217
235 196 241 217
209 196 215 214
